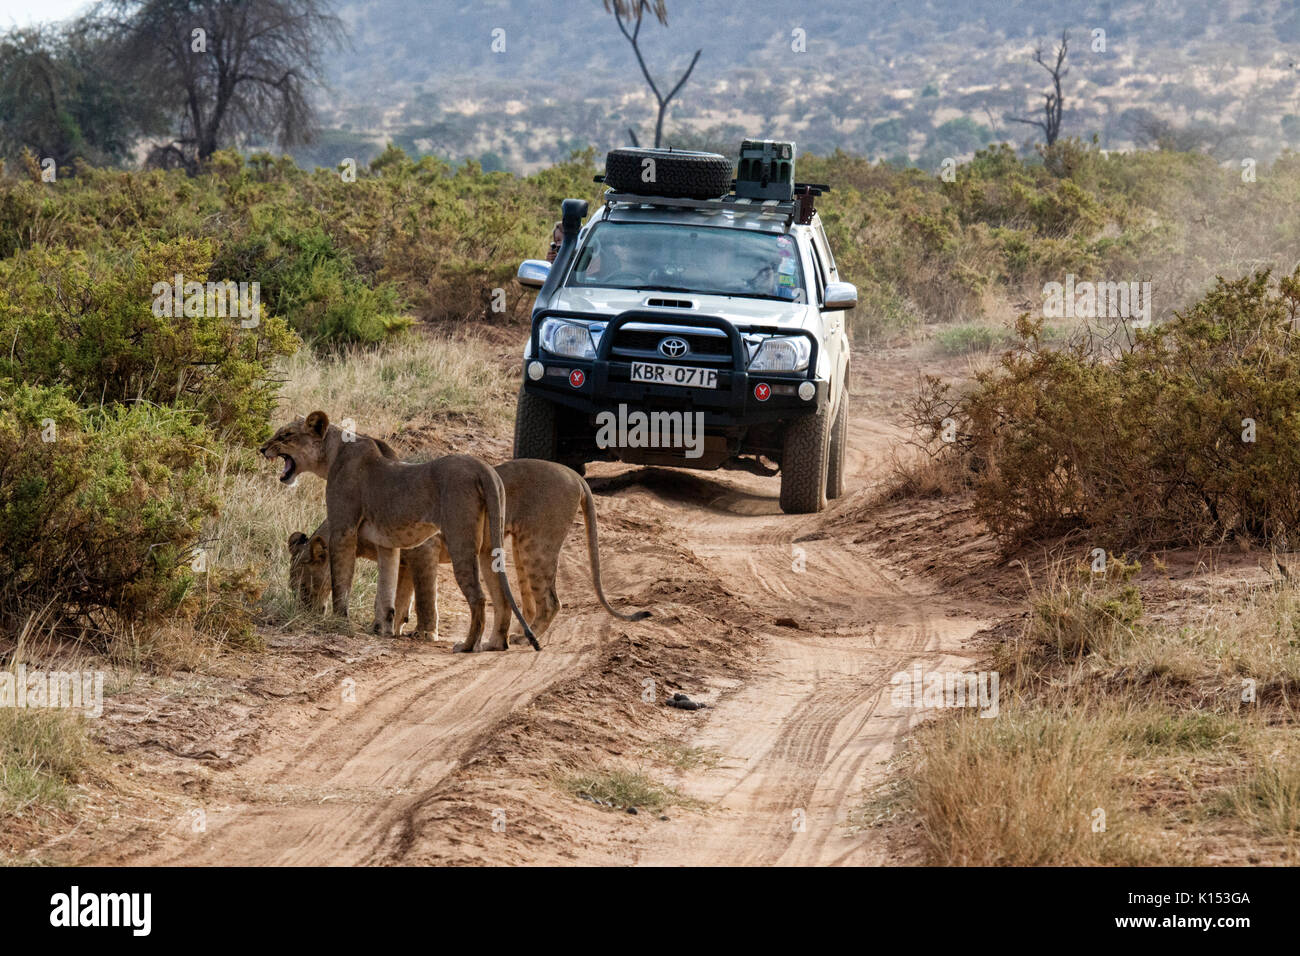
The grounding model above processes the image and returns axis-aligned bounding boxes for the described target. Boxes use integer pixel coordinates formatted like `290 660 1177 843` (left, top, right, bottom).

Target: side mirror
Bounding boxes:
516 259 551 289
823 281 857 311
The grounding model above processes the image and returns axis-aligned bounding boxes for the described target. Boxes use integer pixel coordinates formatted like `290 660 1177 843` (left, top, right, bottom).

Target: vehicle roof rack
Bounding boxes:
601 188 801 230
792 182 830 225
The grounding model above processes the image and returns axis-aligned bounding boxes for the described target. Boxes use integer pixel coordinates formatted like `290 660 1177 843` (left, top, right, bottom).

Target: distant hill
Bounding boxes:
291 0 1300 172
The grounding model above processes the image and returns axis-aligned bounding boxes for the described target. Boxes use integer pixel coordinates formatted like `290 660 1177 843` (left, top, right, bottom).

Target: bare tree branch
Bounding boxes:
605 0 701 148
1006 29 1068 146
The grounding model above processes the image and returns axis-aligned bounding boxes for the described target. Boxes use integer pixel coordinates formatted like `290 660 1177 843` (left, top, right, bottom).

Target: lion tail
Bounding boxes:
482 466 540 650
579 477 651 623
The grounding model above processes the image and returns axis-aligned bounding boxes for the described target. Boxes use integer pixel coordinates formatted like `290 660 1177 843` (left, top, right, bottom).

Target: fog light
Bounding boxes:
528 361 544 381
798 381 816 401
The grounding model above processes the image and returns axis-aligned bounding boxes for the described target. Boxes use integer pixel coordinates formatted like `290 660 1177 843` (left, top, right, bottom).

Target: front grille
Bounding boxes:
611 328 734 366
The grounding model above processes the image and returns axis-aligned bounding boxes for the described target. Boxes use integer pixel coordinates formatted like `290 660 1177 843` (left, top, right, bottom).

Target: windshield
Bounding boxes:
567 221 806 302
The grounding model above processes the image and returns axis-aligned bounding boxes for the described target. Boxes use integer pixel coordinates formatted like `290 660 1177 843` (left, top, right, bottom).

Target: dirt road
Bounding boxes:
99 359 990 867
624 465 986 866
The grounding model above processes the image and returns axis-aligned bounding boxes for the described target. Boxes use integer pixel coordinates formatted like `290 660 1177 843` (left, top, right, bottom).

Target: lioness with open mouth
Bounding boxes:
260 411 538 652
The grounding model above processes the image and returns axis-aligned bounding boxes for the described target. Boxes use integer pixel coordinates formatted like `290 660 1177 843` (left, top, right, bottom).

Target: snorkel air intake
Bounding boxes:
536 198 588 310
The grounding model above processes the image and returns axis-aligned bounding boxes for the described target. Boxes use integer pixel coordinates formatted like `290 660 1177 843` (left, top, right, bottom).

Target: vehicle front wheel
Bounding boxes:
513 385 558 461
779 402 833 514
827 392 848 499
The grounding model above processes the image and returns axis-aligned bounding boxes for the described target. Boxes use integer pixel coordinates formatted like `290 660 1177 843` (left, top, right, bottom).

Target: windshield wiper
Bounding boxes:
708 291 794 301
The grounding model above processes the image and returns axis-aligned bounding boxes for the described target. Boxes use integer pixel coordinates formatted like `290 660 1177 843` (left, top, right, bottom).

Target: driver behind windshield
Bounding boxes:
580 239 627 284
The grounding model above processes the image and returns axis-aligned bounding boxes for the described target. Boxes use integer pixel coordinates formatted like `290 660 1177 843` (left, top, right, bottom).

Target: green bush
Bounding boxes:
922 268 1300 548
0 381 220 632
212 219 410 344
0 239 297 445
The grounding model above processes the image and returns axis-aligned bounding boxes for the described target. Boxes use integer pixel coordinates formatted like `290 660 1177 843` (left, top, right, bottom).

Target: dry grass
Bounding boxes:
561 766 681 812
0 613 100 823
906 703 1178 865
212 446 342 623
1003 563 1300 707
1225 745 1300 838
278 332 515 439
873 446 971 503
0 707 94 823
1019 555 1144 662
1162 585 1300 702
894 557 1300 865
655 742 724 772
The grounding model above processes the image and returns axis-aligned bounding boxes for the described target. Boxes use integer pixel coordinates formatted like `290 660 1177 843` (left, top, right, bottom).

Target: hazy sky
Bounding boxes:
0 0 91 29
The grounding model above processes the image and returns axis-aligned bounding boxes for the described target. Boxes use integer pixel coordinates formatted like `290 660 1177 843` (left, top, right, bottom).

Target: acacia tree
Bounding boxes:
100 0 344 171
1008 30 1068 146
603 0 701 148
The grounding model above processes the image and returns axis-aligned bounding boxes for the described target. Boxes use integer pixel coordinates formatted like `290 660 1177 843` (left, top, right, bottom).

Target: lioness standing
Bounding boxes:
260 411 539 651
289 457 651 642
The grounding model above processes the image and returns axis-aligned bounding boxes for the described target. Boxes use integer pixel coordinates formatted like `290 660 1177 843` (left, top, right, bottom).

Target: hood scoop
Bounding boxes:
644 296 697 309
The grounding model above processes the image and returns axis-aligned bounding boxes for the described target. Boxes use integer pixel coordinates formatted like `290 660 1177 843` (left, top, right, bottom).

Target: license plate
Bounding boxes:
630 362 719 389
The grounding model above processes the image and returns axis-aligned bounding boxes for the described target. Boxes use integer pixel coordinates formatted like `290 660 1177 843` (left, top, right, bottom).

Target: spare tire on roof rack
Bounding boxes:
602 147 734 199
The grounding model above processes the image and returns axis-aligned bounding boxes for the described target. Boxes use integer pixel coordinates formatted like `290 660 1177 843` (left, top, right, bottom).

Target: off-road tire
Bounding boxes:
513 385 558 460
603 148 734 199
827 392 848 499
779 403 833 514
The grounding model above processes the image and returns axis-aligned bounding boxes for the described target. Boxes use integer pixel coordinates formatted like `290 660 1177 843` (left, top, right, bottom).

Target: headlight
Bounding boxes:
749 336 810 372
539 318 597 359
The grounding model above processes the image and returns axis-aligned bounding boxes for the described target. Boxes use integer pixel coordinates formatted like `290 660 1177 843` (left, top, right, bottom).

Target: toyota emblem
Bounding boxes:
658 336 689 358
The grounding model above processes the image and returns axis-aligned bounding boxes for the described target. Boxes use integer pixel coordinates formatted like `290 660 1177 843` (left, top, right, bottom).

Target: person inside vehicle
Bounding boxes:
749 263 778 296
581 240 627 284
545 221 563 262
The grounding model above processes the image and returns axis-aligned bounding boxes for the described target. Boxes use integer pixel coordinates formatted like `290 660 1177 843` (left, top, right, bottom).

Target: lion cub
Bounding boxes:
290 457 651 644
261 411 537 651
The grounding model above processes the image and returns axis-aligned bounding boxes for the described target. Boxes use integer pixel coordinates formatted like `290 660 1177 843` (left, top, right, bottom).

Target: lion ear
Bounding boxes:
306 410 329 436
309 536 329 563
288 531 308 553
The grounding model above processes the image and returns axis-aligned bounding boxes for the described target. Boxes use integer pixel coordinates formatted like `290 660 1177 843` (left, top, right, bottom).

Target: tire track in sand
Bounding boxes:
625 412 988 866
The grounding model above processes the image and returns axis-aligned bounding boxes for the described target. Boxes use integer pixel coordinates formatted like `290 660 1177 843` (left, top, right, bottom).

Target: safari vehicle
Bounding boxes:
513 141 855 514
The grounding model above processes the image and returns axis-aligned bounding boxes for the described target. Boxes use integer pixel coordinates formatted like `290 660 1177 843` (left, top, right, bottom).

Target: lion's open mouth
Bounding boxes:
279 454 297 483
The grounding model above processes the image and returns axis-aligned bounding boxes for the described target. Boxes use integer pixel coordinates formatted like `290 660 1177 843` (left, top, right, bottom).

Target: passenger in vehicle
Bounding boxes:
749 263 778 295
545 221 563 262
